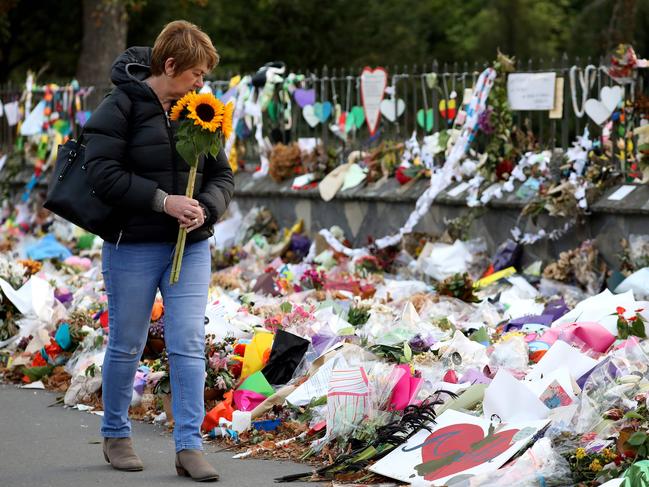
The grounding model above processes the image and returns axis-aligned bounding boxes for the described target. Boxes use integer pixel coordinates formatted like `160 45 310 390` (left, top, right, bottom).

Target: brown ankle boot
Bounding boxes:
103 437 144 471
175 449 219 482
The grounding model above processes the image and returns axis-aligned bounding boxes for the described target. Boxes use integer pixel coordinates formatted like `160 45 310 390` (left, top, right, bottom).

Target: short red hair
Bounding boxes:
151 20 219 76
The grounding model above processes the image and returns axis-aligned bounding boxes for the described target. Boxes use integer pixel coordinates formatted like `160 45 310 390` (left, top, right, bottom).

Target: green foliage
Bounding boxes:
347 305 371 328
617 313 647 340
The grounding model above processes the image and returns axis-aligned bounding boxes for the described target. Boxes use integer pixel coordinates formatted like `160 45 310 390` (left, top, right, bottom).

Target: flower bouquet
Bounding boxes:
168 91 234 284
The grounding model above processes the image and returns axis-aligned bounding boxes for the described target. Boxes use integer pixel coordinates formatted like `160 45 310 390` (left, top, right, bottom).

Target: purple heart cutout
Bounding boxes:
294 88 316 108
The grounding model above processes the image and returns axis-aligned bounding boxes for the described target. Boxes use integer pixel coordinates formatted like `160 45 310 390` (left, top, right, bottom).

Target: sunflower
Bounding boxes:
222 101 234 140
169 91 196 121
187 93 224 132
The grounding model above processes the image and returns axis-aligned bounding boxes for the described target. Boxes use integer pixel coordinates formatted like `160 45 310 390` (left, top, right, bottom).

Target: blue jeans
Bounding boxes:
101 239 210 452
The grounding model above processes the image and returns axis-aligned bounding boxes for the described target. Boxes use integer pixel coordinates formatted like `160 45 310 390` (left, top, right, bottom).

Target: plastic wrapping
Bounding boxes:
489 335 530 374
573 339 649 435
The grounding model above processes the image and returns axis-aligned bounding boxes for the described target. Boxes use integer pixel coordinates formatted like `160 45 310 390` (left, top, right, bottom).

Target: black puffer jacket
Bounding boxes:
84 46 234 244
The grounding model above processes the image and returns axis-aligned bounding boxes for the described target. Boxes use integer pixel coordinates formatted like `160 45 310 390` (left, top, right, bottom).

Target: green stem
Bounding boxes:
169 161 199 285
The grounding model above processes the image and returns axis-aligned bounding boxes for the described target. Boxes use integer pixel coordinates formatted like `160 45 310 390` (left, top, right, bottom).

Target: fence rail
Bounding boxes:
1 55 647 166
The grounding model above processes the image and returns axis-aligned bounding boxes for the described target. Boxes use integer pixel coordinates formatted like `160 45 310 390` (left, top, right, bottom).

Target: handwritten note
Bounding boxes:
507 72 556 110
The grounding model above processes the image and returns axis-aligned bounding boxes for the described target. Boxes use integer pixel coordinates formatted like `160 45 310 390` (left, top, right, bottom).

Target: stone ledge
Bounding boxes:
234 173 649 215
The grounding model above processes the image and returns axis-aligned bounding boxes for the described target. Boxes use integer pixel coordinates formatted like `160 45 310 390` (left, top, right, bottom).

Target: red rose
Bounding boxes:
233 343 246 356
395 166 412 185
230 361 242 379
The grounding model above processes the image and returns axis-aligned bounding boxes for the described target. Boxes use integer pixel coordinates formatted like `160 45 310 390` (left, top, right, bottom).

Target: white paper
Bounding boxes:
507 72 556 110
21 380 45 389
211 202 242 250
524 367 580 401
554 289 642 335
483 369 550 422
526 340 599 382
616 267 649 296
4 101 19 126
608 184 636 201
20 100 45 136
297 137 318 153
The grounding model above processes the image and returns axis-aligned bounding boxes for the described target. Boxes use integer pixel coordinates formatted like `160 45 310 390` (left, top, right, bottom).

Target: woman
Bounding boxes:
84 20 233 482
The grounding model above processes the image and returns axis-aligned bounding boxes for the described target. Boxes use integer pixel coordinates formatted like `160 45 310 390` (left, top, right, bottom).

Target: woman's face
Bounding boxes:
166 59 209 98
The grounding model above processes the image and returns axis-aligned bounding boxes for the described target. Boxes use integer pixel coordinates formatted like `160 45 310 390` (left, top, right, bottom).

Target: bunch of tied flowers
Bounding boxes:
167 91 234 284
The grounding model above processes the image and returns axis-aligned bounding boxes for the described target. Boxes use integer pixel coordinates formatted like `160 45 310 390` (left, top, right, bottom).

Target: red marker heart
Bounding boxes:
412 423 519 481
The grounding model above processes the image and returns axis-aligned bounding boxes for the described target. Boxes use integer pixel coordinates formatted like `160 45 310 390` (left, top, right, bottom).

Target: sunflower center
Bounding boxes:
195 103 215 122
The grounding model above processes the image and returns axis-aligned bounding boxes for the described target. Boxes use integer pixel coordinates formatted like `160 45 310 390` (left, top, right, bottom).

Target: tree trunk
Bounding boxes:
76 0 127 90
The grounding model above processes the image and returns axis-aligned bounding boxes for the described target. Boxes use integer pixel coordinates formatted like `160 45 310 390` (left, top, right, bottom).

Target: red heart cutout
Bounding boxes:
338 112 347 133
439 99 457 121
414 423 519 481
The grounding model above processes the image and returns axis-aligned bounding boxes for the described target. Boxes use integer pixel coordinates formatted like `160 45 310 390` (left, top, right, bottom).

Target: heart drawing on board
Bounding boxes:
302 105 320 128
416 109 434 132
360 67 388 136
411 423 520 482
584 85 623 125
380 98 406 122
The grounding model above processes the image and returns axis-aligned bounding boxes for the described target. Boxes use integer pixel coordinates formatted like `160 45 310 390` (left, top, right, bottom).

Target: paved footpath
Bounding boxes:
0 383 320 487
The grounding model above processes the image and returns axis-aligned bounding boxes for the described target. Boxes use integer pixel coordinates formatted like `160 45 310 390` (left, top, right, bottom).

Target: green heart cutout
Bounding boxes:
267 101 278 122
350 106 365 129
417 108 434 132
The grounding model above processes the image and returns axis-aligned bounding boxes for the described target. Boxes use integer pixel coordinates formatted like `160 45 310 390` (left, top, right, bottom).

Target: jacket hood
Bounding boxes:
110 46 155 100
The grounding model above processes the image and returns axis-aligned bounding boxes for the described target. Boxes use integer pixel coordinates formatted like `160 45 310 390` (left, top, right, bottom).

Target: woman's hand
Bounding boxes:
163 195 205 232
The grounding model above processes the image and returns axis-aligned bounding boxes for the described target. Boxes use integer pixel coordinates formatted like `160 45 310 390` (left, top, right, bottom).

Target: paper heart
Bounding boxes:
294 88 316 108
267 100 278 122
338 112 348 133
416 108 434 132
585 85 623 125
584 99 611 125
360 67 388 136
601 85 623 112
425 73 437 89
302 105 320 127
348 106 365 130
380 98 406 122
439 99 457 121
415 423 520 482
313 101 332 122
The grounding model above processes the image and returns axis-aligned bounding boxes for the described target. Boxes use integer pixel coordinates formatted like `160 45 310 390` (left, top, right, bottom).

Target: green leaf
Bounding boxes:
625 411 645 420
176 140 196 165
209 141 219 157
403 342 412 362
640 445 648 457
628 431 648 446
280 302 292 313
632 315 647 338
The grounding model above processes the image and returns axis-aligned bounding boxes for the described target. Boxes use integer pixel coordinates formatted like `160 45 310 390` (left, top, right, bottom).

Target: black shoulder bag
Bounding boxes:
44 90 130 235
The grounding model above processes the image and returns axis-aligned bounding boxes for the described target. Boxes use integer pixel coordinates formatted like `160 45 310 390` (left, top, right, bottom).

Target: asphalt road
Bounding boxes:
0 383 320 487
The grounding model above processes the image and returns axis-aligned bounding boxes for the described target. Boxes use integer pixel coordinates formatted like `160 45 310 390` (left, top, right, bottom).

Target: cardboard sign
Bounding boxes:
369 409 548 486
507 72 556 110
